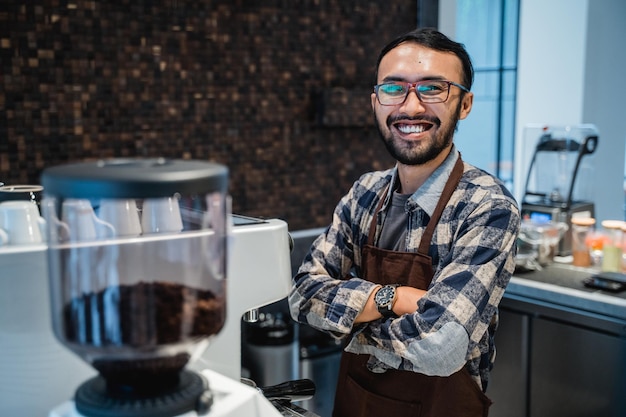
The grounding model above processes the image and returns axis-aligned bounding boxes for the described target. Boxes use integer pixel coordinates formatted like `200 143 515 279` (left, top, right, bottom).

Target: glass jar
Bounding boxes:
622 222 626 272
600 220 624 272
571 217 595 267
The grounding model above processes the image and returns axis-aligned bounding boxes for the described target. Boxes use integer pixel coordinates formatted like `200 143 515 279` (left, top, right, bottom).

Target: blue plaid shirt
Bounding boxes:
288 148 520 391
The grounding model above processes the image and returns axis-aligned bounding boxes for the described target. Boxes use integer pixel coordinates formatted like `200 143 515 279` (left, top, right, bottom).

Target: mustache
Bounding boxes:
387 114 441 126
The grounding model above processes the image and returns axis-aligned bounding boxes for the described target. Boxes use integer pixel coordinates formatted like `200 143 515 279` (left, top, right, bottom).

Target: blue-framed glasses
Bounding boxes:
374 80 470 105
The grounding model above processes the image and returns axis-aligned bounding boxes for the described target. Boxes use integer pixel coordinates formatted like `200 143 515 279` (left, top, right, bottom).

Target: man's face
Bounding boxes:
371 42 473 166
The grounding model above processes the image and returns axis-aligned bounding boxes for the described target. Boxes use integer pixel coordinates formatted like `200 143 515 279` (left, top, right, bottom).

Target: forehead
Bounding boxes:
377 42 464 83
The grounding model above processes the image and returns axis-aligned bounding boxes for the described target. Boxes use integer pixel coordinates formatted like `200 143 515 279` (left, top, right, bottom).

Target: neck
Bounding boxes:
396 147 453 195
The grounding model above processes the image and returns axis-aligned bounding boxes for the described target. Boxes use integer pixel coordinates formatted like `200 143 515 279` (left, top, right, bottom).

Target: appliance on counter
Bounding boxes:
0 159 317 417
298 324 343 417
520 124 599 256
241 227 345 417
0 244 97 417
241 299 300 389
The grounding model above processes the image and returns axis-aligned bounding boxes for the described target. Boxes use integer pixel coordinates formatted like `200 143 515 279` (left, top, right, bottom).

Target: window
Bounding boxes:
439 0 520 190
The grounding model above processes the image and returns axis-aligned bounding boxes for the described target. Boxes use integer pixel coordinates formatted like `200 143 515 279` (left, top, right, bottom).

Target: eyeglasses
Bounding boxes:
373 80 470 106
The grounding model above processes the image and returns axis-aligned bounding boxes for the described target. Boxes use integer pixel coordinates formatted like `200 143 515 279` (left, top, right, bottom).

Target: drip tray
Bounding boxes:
271 400 321 417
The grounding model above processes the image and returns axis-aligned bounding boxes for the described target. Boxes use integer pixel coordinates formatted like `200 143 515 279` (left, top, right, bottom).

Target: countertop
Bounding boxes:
507 263 626 321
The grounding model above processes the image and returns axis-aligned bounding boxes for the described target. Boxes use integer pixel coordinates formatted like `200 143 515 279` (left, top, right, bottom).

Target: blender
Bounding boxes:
520 124 599 256
40 158 230 417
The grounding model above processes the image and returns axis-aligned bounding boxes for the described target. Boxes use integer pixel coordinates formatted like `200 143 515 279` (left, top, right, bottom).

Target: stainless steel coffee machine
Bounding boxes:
0 159 316 417
520 124 599 256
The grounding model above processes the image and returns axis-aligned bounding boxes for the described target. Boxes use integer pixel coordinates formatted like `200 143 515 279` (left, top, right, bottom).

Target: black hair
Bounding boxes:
374 27 474 91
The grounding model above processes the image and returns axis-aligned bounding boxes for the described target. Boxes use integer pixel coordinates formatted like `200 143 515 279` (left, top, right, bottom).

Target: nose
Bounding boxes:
400 86 427 113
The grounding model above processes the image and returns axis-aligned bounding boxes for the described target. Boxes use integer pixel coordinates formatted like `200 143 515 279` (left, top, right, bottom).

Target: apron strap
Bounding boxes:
367 185 389 246
417 156 464 255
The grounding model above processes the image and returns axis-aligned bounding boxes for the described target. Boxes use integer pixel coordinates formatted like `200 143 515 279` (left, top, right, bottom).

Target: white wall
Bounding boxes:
514 0 588 131
513 0 588 209
581 0 626 222
514 0 625 222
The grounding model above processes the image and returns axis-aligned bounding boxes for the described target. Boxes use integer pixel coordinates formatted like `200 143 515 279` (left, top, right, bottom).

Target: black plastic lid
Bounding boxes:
41 158 228 199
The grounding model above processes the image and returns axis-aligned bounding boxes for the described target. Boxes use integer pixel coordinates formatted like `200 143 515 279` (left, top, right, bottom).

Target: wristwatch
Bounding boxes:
374 284 399 318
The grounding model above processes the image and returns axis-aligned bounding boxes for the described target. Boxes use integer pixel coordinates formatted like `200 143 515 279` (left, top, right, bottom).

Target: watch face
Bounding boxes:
375 285 394 306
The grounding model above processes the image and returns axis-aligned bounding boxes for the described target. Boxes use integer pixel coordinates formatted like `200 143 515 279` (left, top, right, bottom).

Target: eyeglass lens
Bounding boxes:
376 81 452 105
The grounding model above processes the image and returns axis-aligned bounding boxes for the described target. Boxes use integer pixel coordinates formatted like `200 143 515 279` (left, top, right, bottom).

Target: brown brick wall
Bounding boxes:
0 1 418 230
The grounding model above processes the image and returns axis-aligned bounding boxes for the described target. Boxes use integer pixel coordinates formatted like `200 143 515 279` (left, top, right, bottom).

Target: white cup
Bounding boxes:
0 184 43 204
62 199 115 242
98 199 142 237
0 201 47 245
141 197 183 234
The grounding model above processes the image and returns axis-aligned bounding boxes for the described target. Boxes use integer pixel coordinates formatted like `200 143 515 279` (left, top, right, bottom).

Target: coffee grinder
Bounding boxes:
520 124 599 255
40 158 231 417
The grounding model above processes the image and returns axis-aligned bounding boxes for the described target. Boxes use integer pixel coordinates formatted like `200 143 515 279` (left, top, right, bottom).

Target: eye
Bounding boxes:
379 83 406 96
417 82 446 95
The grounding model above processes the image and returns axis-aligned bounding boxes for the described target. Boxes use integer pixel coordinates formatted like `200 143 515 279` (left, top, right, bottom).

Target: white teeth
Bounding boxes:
397 124 425 134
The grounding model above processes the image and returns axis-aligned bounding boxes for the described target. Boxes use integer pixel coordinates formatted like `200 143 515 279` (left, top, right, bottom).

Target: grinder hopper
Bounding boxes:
41 158 229 417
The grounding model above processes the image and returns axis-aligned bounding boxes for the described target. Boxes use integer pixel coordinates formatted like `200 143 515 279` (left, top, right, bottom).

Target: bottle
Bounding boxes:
571 217 595 267
622 222 626 272
600 220 624 272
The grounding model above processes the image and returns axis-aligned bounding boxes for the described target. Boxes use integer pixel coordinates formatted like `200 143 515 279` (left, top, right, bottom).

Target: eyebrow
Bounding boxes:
380 75 448 83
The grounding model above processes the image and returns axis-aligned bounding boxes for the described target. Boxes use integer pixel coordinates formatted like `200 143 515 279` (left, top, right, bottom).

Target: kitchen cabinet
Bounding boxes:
489 265 626 417
530 315 626 417
489 307 528 417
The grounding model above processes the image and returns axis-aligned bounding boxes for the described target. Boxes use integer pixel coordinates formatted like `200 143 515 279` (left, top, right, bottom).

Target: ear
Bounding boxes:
458 92 473 120
371 92 377 111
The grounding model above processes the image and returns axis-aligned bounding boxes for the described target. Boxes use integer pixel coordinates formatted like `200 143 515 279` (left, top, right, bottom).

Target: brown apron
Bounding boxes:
332 157 492 417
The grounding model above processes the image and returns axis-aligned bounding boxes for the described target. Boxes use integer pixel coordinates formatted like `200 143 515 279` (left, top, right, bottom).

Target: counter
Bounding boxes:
490 263 626 417
509 263 626 322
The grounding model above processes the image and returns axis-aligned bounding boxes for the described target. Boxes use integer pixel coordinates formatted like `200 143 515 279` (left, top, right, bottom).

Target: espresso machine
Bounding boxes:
0 159 316 417
520 124 599 255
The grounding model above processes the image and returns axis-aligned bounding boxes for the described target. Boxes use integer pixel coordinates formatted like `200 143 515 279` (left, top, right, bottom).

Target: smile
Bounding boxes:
395 123 430 134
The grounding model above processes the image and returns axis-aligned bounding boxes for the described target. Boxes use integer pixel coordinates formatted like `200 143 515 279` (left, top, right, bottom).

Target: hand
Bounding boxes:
392 286 426 316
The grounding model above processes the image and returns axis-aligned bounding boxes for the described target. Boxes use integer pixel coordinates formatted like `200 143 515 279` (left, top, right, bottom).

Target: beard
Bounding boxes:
375 101 462 166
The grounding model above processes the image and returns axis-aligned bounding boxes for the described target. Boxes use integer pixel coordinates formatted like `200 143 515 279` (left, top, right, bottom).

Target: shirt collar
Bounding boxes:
386 145 460 217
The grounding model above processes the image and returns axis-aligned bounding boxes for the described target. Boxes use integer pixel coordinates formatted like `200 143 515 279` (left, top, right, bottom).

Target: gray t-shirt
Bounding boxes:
378 190 410 251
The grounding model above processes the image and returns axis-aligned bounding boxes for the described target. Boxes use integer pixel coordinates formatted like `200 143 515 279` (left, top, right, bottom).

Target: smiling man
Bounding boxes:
288 28 520 417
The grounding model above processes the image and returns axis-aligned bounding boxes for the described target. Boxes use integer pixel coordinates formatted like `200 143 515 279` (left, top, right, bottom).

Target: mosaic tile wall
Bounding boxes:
0 1 418 230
